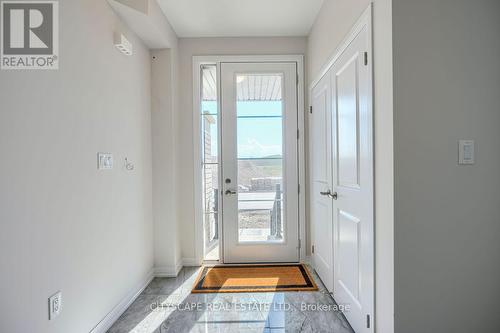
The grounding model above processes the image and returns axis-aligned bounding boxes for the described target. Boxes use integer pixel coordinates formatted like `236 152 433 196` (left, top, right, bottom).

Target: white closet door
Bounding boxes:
310 73 334 291
310 13 374 333
331 24 374 333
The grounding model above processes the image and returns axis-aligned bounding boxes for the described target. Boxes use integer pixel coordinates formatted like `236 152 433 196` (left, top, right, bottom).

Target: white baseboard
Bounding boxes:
154 261 183 277
90 269 154 333
91 261 202 332
155 258 201 277
181 258 200 267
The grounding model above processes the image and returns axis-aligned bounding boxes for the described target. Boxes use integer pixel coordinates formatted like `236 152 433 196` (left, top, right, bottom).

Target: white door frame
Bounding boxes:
192 55 305 264
308 4 374 332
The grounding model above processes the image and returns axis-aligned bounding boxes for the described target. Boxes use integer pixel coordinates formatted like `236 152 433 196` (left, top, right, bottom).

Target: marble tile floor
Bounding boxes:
107 266 354 333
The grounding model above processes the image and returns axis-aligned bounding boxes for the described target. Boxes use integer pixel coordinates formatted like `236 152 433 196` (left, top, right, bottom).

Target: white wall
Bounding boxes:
152 46 183 275
0 1 153 332
177 37 307 262
307 1 394 332
111 0 182 277
307 0 371 83
393 0 500 332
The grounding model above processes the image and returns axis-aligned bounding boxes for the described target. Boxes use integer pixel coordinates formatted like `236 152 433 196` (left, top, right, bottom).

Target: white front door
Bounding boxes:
331 25 374 333
220 62 299 263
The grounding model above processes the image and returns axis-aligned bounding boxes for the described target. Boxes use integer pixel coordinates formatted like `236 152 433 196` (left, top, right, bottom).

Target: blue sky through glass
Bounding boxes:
202 101 283 159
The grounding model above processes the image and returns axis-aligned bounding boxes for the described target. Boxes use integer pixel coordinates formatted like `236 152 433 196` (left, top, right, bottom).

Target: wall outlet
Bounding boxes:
48 291 62 320
98 153 113 170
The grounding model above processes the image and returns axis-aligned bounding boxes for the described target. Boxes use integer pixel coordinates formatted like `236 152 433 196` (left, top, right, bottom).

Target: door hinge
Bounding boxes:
297 129 300 140
309 106 313 114
364 52 368 66
296 73 299 85
298 184 300 194
311 245 315 254
298 239 301 249
367 314 371 328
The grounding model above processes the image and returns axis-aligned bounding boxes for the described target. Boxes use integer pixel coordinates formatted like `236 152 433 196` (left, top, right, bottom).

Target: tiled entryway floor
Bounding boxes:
107 266 354 333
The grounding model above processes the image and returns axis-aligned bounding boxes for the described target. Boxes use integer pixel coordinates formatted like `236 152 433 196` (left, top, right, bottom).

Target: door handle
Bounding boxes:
225 189 237 196
320 190 338 200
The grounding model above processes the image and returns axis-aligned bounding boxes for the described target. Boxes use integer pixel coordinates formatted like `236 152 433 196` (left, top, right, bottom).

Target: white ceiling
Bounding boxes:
156 0 325 38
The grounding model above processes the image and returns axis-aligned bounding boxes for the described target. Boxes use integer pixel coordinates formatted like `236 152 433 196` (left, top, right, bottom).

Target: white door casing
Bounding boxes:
221 62 299 263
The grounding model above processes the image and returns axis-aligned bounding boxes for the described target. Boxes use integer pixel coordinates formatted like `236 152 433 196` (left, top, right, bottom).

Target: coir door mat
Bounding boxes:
192 264 318 293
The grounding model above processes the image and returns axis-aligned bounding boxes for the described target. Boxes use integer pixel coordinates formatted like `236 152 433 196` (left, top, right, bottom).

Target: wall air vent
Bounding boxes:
114 32 133 56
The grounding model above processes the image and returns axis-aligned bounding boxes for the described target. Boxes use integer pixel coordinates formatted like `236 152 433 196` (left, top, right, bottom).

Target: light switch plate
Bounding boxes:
48 291 62 320
98 153 113 170
458 140 475 165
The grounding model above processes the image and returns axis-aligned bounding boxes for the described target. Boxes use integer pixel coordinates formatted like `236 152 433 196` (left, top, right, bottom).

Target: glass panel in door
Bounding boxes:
235 81 285 242
200 65 220 261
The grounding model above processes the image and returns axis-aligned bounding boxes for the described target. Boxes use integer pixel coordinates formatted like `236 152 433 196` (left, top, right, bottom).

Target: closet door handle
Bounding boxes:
320 190 338 200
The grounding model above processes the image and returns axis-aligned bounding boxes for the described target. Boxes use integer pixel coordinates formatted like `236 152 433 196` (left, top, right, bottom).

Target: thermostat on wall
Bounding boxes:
98 153 113 170
458 140 475 165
